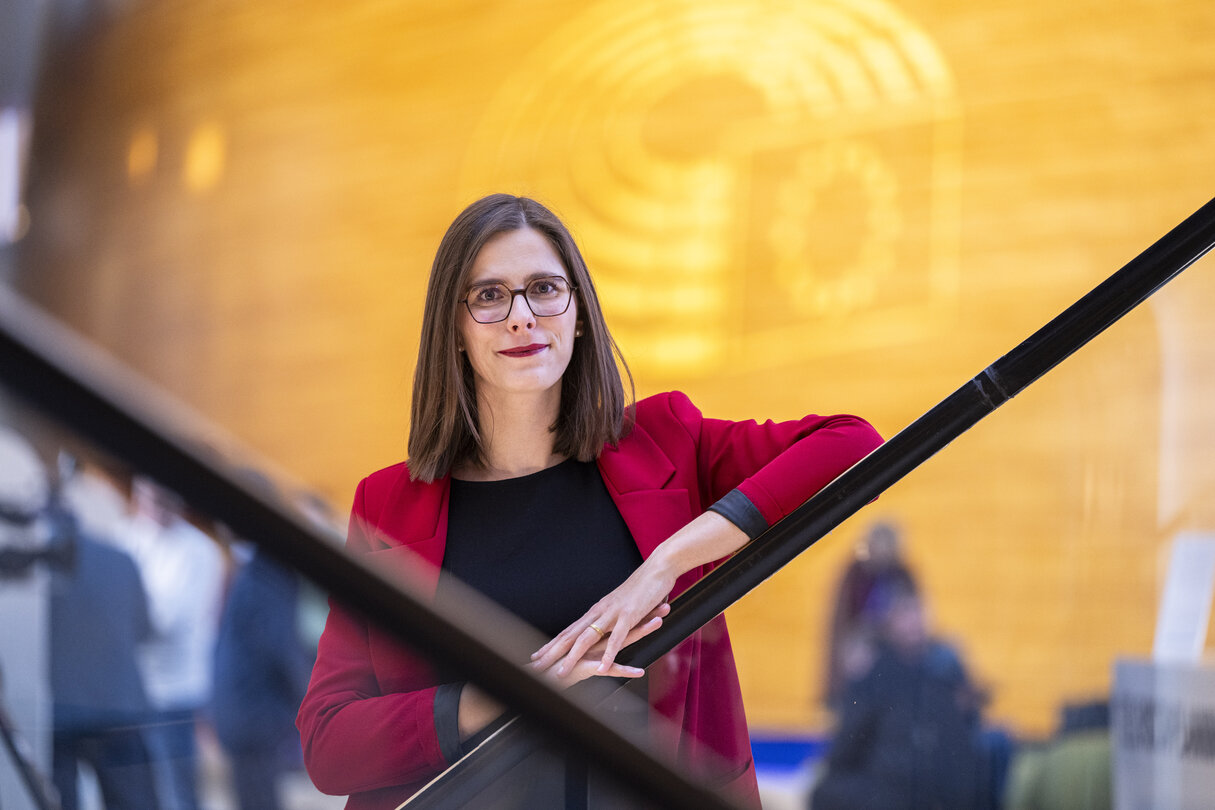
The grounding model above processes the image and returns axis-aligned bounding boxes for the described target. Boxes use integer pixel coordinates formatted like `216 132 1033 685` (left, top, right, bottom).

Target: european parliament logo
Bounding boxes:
461 0 962 378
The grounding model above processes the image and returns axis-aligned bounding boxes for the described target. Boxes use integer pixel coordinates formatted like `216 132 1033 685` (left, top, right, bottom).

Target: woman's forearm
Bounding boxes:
645 510 750 582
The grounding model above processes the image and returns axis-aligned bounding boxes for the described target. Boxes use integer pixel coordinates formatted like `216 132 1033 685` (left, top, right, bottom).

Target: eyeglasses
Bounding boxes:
459 276 577 324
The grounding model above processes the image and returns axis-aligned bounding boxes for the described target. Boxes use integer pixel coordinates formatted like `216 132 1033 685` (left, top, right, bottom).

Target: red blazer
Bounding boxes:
297 391 882 809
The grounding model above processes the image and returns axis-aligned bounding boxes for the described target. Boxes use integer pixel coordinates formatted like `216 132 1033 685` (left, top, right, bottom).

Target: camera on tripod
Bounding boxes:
0 427 76 581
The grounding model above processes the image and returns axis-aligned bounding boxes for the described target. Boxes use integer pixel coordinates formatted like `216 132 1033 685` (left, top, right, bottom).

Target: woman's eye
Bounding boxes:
473 286 505 303
531 279 562 296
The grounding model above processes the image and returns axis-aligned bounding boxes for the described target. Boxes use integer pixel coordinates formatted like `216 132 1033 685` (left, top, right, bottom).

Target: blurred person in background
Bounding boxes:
0 429 160 810
810 582 1009 810
822 520 918 710
118 476 226 810
211 486 331 810
297 194 884 809
51 481 162 810
59 456 136 551
212 541 315 810
1003 699 1110 810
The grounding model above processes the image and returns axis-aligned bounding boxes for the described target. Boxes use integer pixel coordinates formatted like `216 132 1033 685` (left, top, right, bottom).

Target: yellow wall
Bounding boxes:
15 0 1215 736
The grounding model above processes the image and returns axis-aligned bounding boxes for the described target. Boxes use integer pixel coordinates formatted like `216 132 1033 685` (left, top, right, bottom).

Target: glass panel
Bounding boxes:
18 251 1214 810
0 349 737 810
746 254 1215 810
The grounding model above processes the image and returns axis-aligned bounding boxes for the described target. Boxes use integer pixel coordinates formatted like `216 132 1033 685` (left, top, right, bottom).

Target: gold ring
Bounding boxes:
589 623 606 637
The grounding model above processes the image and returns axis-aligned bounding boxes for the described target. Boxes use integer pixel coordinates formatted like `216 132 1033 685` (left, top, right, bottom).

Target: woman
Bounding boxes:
297 194 883 809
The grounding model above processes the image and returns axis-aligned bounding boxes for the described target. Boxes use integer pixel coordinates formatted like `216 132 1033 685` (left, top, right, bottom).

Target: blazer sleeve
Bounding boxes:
664 390 883 528
296 478 449 796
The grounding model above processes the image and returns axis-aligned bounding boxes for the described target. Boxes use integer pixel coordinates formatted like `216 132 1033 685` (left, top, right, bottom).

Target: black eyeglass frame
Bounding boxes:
458 276 579 324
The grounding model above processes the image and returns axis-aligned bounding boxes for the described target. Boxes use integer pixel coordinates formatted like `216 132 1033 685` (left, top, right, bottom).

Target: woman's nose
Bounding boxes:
505 291 536 330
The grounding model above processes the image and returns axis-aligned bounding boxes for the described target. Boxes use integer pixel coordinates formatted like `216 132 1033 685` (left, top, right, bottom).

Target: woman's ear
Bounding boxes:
575 321 584 338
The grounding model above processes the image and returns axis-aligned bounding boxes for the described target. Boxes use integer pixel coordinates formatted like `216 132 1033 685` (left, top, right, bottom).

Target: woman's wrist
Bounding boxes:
457 684 504 740
651 510 749 580
644 536 684 585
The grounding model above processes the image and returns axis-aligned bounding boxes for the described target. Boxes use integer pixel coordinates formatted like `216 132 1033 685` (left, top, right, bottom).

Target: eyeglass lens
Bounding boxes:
464 277 572 323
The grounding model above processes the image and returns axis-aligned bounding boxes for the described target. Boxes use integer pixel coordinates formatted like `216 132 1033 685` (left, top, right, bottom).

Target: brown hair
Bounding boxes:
407 194 634 482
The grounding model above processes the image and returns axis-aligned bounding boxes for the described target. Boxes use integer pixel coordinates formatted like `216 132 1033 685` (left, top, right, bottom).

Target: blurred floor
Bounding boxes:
757 766 818 810
73 726 344 810
198 729 344 810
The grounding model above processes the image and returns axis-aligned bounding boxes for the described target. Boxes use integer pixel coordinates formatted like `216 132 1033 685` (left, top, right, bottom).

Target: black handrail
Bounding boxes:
402 195 1215 808
0 287 742 810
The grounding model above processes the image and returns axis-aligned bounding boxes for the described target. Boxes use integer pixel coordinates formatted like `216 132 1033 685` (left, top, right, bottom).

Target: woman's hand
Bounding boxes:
531 511 749 677
460 610 668 740
533 600 672 681
531 554 678 678
458 616 663 740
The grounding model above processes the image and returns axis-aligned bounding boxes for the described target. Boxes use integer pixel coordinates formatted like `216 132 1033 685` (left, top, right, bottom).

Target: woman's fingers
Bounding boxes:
558 602 669 677
532 554 677 674
534 617 668 686
555 623 607 676
530 619 599 673
532 600 666 678
548 657 646 684
531 612 598 667
597 602 669 673
530 632 567 665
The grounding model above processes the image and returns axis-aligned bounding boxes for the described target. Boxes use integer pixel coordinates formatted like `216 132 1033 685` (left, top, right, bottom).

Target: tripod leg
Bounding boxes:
0 689 62 810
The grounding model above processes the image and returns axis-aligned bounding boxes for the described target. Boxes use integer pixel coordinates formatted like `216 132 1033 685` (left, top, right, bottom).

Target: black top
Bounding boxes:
432 458 646 784
439 457 642 637
429 461 760 806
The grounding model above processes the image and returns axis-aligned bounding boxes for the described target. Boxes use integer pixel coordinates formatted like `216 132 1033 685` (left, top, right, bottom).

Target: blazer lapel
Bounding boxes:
598 423 694 560
366 472 450 595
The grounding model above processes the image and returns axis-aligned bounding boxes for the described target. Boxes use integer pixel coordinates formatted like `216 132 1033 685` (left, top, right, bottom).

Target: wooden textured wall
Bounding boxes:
14 0 1215 736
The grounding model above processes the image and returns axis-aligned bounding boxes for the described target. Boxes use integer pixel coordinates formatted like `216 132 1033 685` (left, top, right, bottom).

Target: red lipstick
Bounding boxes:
499 344 547 357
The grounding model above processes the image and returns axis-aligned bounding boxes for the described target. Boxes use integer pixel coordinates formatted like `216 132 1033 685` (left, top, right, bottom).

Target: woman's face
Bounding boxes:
458 227 580 408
